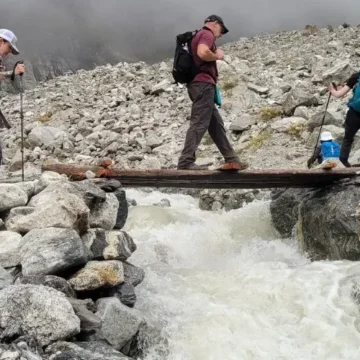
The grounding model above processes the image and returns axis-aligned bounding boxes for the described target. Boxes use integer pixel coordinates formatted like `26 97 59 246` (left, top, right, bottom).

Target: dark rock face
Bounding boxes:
297 182 360 261
114 189 128 230
270 188 309 238
45 340 130 359
270 180 360 261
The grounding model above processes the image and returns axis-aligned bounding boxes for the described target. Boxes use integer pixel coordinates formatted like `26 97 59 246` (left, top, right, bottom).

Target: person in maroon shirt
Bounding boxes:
177 15 248 171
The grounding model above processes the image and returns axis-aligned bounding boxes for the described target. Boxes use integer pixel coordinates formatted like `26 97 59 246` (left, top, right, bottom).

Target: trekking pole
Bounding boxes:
11 61 25 181
310 83 336 162
19 72 24 182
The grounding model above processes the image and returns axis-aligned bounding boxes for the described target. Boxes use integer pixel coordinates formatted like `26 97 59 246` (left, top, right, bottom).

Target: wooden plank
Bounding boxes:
41 163 360 189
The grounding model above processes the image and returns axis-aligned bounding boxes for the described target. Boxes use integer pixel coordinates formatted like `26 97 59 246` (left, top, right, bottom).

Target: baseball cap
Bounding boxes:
0 29 19 55
204 15 229 34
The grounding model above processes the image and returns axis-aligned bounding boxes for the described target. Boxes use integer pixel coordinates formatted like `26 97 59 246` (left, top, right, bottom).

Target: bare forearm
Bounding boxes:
330 85 351 98
198 48 218 62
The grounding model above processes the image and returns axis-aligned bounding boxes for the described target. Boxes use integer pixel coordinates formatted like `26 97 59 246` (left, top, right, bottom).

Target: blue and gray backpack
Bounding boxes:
348 73 360 112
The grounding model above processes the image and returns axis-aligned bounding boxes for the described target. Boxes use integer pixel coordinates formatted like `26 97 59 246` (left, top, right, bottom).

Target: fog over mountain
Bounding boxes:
0 0 359 83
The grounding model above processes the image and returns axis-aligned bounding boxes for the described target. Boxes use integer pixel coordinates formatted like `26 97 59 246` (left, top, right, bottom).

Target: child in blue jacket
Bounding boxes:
307 131 341 168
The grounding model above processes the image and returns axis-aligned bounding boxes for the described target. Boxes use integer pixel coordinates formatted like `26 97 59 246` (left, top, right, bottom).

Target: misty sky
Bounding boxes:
1 0 359 63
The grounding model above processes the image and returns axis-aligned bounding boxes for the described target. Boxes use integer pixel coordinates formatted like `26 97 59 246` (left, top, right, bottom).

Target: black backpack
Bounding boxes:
172 30 200 84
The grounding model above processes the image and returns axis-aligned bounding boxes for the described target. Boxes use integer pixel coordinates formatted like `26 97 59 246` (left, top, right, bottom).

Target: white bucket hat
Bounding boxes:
320 131 334 142
0 29 19 55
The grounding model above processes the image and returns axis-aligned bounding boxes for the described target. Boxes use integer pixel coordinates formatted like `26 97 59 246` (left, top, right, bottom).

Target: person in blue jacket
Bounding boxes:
329 72 360 167
307 131 341 168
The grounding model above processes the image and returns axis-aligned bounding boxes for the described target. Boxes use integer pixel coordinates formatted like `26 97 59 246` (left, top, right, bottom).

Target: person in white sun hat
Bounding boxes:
307 131 343 169
0 29 25 79
0 29 25 168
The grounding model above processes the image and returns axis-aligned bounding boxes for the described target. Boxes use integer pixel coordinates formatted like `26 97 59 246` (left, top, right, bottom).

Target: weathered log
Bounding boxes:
41 163 360 189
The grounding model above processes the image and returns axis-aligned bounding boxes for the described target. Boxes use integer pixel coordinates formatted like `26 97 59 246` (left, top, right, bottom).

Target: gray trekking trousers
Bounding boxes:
177 82 239 169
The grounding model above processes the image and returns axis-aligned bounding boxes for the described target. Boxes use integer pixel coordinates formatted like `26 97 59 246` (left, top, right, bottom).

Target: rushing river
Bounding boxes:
123 189 360 360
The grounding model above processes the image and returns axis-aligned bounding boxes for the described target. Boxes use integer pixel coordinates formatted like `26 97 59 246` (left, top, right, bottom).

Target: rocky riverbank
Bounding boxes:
1 24 360 209
0 171 147 359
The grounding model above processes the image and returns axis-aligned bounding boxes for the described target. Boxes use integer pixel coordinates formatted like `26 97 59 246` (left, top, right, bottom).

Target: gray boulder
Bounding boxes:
106 283 137 308
18 274 76 297
89 193 119 230
27 125 70 149
153 198 171 208
45 341 130 359
69 260 124 292
282 87 318 115
83 229 136 261
16 180 37 198
0 231 22 268
0 341 42 360
6 188 90 235
0 285 80 346
91 297 145 350
247 83 269 95
322 61 355 86
350 149 360 165
151 79 171 95
145 133 163 149
30 180 106 211
33 171 68 194
67 298 102 335
8 149 31 172
0 266 14 290
200 189 267 211
71 181 107 209
19 228 89 276
122 261 145 287
0 184 28 212
93 179 122 192
229 114 257 132
307 111 344 131
271 116 307 132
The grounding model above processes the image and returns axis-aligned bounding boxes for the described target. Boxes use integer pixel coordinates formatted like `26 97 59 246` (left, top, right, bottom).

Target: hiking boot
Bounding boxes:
340 158 351 168
177 163 208 170
219 161 249 171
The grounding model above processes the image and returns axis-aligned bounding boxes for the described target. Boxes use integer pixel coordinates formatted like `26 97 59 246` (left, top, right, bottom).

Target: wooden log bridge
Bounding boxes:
41 163 360 189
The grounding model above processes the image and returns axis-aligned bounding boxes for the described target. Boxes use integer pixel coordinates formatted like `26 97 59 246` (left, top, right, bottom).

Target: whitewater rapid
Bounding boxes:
124 189 360 360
